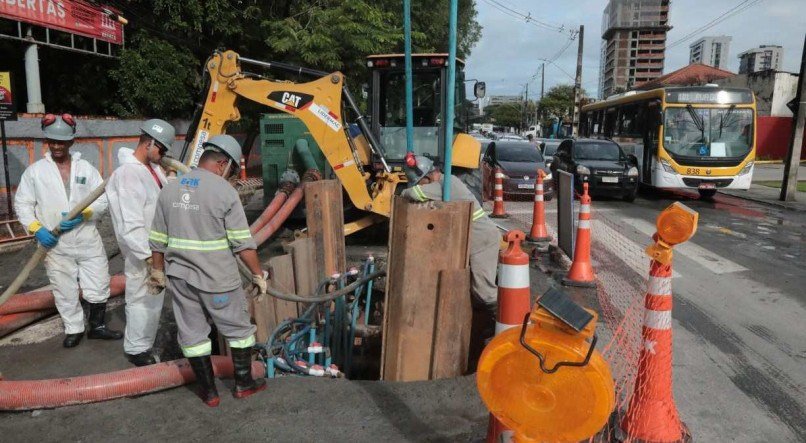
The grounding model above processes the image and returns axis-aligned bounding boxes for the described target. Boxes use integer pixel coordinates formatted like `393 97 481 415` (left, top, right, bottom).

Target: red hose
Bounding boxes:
0 356 266 411
0 275 126 315
249 185 293 235
0 309 56 338
253 186 305 246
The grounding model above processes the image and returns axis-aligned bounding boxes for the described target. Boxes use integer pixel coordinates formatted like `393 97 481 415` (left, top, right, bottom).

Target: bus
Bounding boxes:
580 86 756 198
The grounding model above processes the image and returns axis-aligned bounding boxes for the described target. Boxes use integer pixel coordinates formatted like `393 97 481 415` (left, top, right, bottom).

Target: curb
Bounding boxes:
718 190 806 212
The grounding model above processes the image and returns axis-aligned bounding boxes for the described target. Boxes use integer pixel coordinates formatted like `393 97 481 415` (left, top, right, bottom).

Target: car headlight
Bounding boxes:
543 172 552 181
627 166 639 177
576 165 590 175
739 161 754 176
659 159 676 174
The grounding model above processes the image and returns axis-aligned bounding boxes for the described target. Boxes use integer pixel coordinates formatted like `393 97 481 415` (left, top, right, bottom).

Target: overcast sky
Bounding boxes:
464 0 804 99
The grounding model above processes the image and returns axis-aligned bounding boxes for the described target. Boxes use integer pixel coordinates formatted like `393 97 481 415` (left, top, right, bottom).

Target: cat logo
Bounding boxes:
268 91 313 111
281 92 302 108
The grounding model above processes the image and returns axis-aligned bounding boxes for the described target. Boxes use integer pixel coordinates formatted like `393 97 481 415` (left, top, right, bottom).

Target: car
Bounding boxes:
499 133 525 141
537 138 564 168
481 141 554 201
549 138 639 202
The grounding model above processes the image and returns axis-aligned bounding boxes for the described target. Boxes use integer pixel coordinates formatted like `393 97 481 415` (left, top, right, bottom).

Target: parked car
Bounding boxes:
538 138 564 168
481 141 554 201
549 138 639 202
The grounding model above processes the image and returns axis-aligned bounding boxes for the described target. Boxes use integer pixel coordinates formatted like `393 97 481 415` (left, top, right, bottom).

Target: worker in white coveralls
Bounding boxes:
15 114 122 348
106 119 175 367
400 155 500 314
148 135 269 407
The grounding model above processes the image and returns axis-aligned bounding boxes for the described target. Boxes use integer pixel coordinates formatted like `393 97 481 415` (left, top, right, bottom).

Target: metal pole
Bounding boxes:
24 27 45 114
572 25 584 137
404 0 414 154
780 34 806 202
442 0 459 201
1 121 11 217
524 83 529 132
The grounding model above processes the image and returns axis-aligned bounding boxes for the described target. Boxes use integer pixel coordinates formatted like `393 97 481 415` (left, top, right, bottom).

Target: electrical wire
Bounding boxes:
666 0 764 50
481 0 565 32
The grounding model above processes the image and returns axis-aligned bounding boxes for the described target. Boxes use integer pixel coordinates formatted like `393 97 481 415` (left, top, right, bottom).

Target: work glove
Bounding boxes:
33 226 59 249
147 268 167 295
249 271 269 302
59 208 91 233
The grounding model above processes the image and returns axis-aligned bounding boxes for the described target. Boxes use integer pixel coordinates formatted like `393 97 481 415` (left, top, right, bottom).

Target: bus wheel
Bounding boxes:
698 189 717 199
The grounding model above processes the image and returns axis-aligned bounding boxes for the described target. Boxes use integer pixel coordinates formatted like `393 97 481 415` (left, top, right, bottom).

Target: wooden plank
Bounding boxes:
430 268 472 379
381 196 473 381
304 180 346 278
286 236 318 310
268 254 298 327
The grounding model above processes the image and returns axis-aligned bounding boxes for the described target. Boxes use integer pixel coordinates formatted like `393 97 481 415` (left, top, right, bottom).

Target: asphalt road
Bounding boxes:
501 189 806 442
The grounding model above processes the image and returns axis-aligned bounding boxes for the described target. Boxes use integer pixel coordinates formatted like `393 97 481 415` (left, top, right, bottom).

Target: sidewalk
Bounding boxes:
718 163 806 211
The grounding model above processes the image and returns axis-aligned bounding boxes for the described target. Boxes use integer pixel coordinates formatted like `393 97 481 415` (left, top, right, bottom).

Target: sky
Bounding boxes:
464 0 804 99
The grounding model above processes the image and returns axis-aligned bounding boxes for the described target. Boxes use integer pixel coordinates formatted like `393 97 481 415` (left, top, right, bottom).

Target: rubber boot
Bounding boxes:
127 351 157 367
188 356 220 407
86 302 123 340
231 347 266 399
63 333 83 348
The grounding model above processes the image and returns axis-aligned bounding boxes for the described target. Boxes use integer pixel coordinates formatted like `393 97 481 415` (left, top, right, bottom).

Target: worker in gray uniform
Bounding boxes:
148 134 268 407
400 155 499 312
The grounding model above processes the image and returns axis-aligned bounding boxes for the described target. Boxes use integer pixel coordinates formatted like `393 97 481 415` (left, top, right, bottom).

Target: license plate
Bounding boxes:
517 183 535 189
601 176 619 183
699 182 716 189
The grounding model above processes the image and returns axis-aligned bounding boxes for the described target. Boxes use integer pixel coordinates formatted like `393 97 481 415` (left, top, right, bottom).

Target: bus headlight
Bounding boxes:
739 161 754 176
576 165 590 176
659 159 676 174
627 166 639 177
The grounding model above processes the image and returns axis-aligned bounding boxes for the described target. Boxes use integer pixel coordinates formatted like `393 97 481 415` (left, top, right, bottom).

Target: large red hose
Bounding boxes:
253 186 305 246
250 183 295 235
0 309 56 337
0 275 126 315
0 356 266 410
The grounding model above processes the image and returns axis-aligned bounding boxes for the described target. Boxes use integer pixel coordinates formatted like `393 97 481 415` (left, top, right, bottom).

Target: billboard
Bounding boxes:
0 1 124 45
0 72 17 121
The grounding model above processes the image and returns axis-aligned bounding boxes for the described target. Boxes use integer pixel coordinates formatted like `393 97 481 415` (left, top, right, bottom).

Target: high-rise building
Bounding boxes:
738 45 783 74
689 36 732 70
598 0 671 98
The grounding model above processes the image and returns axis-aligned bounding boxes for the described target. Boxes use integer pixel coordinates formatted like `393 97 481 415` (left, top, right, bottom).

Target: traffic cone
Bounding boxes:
526 169 551 243
490 167 508 218
239 156 247 180
486 229 532 443
620 258 691 442
562 182 596 287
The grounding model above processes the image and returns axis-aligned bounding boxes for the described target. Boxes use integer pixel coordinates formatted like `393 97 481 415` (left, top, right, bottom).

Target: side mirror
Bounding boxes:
474 81 487 99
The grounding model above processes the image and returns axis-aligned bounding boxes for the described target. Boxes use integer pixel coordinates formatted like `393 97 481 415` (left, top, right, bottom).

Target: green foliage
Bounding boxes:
486 104 523 129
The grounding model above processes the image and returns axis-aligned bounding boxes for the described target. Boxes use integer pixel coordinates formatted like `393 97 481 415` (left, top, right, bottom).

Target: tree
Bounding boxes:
486 104 522 129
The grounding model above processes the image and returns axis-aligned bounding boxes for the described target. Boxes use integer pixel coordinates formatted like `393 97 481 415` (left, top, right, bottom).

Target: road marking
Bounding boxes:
621 218 748 274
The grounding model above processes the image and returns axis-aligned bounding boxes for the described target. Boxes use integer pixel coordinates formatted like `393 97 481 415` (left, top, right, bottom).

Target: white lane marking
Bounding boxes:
588 218 677 278
507 208 617 215
621 218 748 274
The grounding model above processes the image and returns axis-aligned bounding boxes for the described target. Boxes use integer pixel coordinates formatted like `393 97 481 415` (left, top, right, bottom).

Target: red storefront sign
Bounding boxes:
0 0 124 45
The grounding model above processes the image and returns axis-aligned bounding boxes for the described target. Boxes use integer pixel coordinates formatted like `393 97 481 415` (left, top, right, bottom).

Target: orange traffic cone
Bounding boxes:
239 156 247 180
562 183 596 287
526 169 551 243
620 257 691 442
486 229 532 443
490 167 508 218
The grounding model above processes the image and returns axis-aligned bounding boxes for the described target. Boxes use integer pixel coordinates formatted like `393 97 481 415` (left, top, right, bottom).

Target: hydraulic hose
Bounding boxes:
294 139 320 172
249 181 295 235
0 356 265 411
253 186 305 246
0 275 126 316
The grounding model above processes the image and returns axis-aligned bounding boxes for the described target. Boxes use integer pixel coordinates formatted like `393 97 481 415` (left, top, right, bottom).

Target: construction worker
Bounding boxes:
401 155 499 311
148 134 268 407
106 119 175 367
15 114 122 348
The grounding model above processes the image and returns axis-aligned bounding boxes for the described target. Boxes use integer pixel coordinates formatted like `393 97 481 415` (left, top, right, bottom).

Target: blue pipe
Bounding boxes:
442 0 459 201
364 258 376 324
404 0 414 154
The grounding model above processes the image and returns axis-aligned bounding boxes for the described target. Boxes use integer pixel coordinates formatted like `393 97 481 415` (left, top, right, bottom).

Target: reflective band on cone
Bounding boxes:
490 166 508 218
562 183 596 287
527 170 551 244
487 229 532 442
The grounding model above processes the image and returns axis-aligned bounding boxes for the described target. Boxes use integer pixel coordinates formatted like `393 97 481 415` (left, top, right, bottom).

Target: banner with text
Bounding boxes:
0 0 124 44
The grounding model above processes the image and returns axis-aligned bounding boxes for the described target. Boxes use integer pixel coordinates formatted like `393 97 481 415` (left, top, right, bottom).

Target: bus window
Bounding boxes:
663 107 753 158
604 109 617 136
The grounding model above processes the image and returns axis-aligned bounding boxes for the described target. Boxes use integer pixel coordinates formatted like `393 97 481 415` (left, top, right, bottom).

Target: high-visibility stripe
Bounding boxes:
148 230 168 244
578 219 591 229
536 184 544 191
494 184 503 190
412 185 428 202
494 196 503 201
495 173 505 179
182 340 212 357
534 195 544 202
644 309 672 330
498 264 530 288
228 335 256 349
472 208 486 221
226 229 252 241
647 276 672 295
168 237 229 251
580 204 591 213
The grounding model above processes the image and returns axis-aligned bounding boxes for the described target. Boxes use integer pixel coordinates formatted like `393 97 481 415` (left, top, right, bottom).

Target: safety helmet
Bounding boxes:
404 153 435 186
140 119 176 151
203 134 242 165
41 113 77 141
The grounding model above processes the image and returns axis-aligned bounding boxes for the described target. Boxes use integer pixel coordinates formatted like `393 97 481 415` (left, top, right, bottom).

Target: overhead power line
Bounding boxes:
480 0 576 38
666 0 764 50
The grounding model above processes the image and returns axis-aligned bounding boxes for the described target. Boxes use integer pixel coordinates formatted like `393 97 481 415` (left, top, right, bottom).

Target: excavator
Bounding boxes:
179 50 485 233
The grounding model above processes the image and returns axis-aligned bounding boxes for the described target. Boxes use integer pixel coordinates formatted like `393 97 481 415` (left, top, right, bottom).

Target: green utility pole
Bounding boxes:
403 0 414 155
442 0 459 201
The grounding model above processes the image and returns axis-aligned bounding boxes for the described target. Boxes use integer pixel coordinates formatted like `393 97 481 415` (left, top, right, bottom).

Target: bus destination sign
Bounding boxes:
666 89 753 105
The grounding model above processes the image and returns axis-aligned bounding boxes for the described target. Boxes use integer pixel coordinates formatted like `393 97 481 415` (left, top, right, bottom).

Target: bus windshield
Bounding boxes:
663 107 753 158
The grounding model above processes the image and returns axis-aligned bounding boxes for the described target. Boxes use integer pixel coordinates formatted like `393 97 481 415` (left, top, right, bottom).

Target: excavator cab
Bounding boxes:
366 54 483 171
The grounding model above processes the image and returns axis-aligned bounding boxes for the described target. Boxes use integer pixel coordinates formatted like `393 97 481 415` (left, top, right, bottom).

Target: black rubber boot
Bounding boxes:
63 333 83 348
127 351 157 367
86 302 123 340
188 356 220 407
231 347 266 399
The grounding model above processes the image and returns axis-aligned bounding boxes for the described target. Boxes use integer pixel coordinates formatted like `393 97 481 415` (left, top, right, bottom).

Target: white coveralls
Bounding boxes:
106 148 168 354
14 152 110 334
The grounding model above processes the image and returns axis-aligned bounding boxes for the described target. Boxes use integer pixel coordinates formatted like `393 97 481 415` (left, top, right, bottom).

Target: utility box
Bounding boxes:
259 114 330 205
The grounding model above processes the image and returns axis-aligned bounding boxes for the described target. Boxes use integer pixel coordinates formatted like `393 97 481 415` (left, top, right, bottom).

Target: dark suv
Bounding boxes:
550 138 639 202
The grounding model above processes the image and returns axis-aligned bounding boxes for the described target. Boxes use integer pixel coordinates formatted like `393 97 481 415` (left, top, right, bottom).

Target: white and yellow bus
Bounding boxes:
580 86 756 198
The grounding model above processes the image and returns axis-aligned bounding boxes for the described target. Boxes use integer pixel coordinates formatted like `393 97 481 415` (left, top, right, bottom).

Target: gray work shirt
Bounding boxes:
149 168 256 293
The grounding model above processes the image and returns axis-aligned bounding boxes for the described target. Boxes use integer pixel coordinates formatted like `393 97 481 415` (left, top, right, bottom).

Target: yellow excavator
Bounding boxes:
179 50 484 230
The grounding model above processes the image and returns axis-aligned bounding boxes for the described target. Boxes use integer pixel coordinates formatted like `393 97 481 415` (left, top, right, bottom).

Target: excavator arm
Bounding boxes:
184 50 402 217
